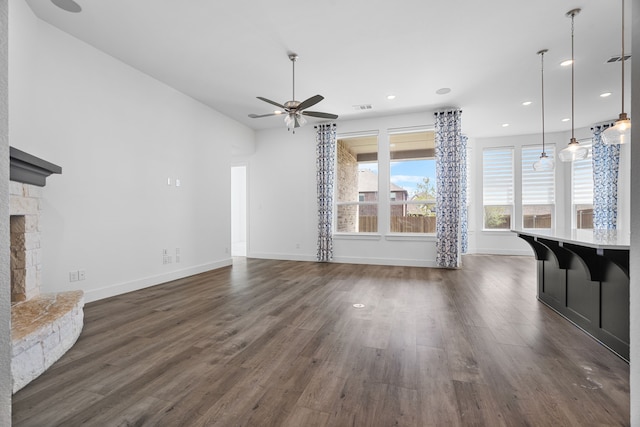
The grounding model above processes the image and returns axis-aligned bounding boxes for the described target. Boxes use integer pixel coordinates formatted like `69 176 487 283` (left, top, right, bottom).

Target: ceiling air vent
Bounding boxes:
606 54 631 63
353 104 373 110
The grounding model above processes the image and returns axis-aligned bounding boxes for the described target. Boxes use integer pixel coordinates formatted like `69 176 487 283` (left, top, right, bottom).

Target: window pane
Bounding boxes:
522 145 555 229
483 148 513 229
336 204 378 233
572 140 593 229
390 203 436 233
484 205 512 229
336 135 378 233
337 136 378 203
575 204 593 229
389 130 436 233
522 205 553 229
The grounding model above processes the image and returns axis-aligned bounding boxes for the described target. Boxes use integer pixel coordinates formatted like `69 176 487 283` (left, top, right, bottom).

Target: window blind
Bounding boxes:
522 145 556 205
572 141 593 205
483 148 514 205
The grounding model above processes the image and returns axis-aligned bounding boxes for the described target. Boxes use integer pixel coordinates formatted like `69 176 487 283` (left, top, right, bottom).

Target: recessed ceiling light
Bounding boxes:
51 0 82 13
436 88 451 95
600 92 612 98
561 59 573 67
352 303 365 308
502 123 510 127
562 118 571 122
522 101 533 106
386 95 396 100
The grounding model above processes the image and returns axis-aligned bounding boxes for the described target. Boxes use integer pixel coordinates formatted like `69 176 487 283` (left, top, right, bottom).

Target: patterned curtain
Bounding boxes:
316 124 337 262
591 124 620 229
460 135 468 254
435 110 463 268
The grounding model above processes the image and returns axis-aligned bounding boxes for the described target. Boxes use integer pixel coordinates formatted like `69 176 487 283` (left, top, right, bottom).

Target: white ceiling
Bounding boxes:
24 0 632 138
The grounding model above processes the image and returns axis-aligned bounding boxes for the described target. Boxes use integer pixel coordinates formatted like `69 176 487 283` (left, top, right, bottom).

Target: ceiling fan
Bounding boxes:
249 53 338 132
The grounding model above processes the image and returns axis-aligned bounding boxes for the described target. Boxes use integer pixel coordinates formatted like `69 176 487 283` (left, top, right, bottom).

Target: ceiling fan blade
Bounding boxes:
302 111 339 119
248 113 283 118
257 97 285 109
297 94 324 111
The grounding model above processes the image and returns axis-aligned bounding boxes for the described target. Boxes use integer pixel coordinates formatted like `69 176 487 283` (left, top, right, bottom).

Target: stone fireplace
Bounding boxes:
9 147 84 393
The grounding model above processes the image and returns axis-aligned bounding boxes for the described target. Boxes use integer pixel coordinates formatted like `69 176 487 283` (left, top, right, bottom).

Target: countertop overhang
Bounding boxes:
512 228 630 250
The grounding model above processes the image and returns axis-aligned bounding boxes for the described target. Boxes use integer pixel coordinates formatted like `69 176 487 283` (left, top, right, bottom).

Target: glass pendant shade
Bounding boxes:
533 153 555 171
602 0 631 145
602 113 631 145
558 138 588 162
284 112 306 130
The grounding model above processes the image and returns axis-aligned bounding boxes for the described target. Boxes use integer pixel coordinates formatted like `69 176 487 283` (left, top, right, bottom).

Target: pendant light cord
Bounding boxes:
540 50 547 154
571 12 575 141
621 0 625 115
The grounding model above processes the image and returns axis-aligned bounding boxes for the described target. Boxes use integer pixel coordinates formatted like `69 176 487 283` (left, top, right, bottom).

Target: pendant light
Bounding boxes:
559 8 589 162
533 49 554 171
602 0 631 145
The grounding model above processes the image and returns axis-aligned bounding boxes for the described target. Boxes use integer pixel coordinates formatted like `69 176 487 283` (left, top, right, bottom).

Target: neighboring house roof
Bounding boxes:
358 169 407 194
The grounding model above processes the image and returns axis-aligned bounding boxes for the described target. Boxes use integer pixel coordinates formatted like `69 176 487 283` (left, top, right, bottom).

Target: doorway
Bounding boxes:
231 165 247 257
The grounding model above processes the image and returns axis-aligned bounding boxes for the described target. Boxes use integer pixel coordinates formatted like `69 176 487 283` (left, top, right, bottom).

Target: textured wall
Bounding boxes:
1 0 12 422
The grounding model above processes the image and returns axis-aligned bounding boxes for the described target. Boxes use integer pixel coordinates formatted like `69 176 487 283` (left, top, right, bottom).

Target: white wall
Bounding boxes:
1 0 12 422
9 0 255 302
231 165 247 256
250 111 440 267
629 0 639 422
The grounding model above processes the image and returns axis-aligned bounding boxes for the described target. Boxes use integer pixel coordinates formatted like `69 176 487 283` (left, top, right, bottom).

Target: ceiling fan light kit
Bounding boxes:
249 53 338 133
602 0 631 145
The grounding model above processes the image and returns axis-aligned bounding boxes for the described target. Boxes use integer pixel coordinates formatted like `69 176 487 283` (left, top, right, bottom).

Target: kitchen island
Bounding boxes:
513 228 630 361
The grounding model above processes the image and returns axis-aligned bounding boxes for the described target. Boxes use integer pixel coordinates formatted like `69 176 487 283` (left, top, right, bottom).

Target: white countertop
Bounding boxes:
512 228 630 250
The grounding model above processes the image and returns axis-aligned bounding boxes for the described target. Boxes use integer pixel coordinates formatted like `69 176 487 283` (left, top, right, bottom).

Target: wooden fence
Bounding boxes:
358 216 436 233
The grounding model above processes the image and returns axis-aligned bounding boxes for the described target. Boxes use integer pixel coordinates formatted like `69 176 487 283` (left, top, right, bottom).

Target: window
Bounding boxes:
483 147 514 229
572 139 593 229
335 135 378 233
389 130 436 233
521 145 555 229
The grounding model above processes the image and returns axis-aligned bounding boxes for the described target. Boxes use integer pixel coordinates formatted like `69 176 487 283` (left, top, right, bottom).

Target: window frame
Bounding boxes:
334 132 380 235
388 127 437 235
521 144 556 230
482 147 515 231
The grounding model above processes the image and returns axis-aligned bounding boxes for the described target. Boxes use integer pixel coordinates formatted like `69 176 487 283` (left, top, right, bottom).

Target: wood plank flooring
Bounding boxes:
12 255 630 426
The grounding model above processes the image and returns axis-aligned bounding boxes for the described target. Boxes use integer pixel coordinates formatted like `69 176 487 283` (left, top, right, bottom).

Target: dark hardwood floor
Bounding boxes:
12 255 630 426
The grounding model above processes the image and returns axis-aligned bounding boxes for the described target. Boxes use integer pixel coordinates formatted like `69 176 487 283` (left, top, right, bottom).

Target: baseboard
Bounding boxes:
473 248 533 256
84 259 233 303
248 252 317 262
332 256 437 268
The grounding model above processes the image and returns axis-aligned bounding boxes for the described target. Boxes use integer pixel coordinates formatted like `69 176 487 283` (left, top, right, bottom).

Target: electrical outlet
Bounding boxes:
167 255 173 264
176 255 180 263
69 271 78 282
296 243 300 249
78 270 86 281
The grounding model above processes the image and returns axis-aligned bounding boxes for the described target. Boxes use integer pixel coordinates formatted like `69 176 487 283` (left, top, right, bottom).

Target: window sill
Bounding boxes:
481 229 515 234
333 233 382 241
385 234 436 242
